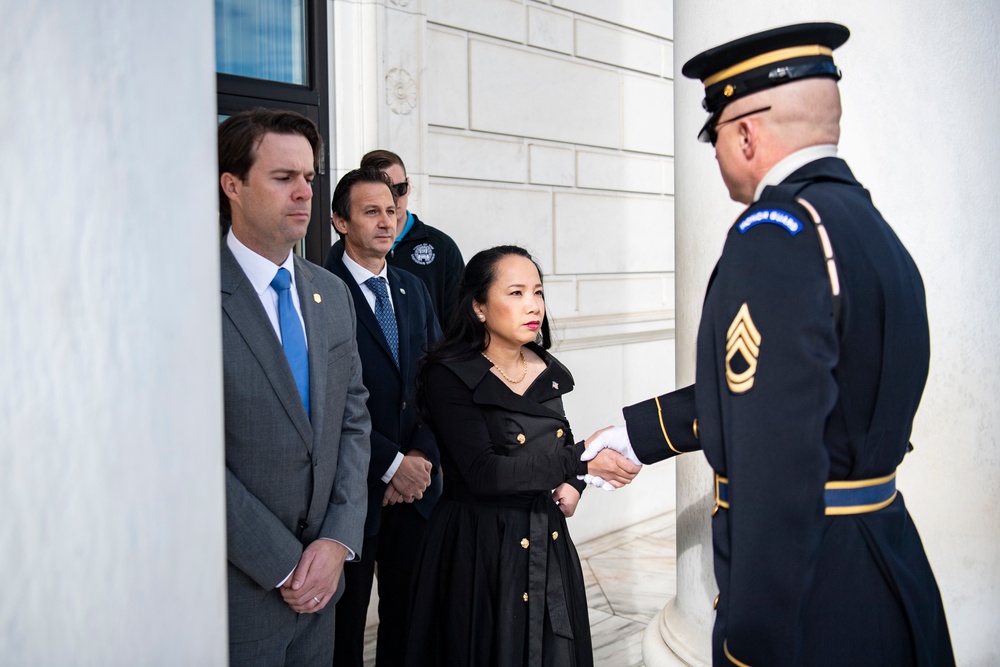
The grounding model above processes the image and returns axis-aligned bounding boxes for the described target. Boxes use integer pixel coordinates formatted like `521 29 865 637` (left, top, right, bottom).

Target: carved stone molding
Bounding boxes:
385 68 417 115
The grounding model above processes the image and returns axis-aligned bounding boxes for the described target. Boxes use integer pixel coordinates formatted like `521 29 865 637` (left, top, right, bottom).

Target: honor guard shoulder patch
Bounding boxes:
411 243 436 265
736 208 804 236
726 303 760 394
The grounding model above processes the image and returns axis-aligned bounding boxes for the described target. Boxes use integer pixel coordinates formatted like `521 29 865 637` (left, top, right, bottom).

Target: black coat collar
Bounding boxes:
444 343 575 421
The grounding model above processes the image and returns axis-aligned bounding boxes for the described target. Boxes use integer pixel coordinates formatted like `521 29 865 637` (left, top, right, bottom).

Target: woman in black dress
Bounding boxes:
405 245 637 667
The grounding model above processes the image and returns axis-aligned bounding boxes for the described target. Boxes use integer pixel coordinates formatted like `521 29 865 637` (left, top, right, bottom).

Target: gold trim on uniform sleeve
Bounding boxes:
724 639 753 667
654 395 683 455
726 303 761 394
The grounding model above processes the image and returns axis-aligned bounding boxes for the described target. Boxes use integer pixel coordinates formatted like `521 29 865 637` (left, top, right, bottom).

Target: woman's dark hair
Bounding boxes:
416 245 551 420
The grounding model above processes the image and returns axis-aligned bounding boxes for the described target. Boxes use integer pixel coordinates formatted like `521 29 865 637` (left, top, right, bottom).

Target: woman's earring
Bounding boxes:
477 313 485 321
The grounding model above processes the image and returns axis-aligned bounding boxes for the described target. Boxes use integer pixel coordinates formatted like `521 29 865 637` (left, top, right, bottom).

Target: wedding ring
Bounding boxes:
313 596 321 605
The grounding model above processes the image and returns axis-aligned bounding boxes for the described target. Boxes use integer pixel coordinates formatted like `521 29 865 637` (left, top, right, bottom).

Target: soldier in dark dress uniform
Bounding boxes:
583 23 955 666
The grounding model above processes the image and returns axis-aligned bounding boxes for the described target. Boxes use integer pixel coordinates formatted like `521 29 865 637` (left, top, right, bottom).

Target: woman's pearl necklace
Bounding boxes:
481 351 528 384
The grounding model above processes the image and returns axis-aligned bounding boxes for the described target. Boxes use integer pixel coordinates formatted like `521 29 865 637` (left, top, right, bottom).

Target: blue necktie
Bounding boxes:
364 276 399 367
271 268 310 417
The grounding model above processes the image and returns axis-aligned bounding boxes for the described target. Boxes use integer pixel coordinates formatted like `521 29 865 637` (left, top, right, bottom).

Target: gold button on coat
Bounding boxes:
551 531 559 541
693 419 699 439
516 433 526 444
523 592 529 602
714 594 720 610
556 428 564 438
520 538 529 549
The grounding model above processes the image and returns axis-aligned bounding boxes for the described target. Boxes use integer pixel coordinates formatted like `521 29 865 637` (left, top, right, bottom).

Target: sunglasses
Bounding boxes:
707 106 772 146
391 180 409 197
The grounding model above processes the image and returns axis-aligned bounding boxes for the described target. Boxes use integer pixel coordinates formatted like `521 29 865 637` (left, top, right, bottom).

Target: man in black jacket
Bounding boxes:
360 150 464 329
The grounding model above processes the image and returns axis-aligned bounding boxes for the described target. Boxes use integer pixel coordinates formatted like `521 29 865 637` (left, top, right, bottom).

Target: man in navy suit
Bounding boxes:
323 168 442 667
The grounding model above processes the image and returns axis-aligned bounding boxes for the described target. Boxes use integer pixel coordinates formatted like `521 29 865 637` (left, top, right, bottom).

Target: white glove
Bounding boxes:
579 473 619 492
579 425 642 466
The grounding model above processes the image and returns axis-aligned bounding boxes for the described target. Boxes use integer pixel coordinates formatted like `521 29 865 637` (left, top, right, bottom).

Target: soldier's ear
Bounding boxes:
739 121 757 159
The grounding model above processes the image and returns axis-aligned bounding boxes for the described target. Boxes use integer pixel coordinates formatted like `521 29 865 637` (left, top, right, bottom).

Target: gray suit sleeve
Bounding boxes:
226 467 303 589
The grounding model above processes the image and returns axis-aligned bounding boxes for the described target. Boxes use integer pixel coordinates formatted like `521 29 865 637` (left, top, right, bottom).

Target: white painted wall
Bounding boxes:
673 2 1000 665
0 1 227 664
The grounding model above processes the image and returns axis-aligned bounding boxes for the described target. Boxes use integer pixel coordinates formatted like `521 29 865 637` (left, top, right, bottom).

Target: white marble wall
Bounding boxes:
0 1 227 665
330 0 679 546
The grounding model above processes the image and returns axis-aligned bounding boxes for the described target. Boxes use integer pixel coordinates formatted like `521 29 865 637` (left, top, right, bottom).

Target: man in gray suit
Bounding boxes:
218 109 371 666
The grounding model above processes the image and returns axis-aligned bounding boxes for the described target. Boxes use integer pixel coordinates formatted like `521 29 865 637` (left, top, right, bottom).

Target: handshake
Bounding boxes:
578 426 643 491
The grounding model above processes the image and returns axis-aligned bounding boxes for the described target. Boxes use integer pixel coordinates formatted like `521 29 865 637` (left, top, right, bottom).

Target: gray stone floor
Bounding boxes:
362 510 677 666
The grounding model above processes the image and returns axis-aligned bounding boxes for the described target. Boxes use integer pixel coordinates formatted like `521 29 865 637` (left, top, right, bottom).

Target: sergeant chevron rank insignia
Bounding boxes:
726 303 761 394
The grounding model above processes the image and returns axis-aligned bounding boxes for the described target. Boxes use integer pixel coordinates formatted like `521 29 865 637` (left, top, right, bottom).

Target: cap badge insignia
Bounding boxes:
726 303 761 394
724 84 735 97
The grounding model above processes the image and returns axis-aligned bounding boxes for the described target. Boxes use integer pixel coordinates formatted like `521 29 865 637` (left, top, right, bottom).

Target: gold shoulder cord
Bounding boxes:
797 198 841 316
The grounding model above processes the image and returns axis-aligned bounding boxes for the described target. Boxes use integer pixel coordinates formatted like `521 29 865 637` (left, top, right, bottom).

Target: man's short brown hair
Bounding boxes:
217 109 322 219
360 149 406 177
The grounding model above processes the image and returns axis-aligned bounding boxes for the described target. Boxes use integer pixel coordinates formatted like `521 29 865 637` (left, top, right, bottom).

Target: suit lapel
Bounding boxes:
387 267 409 373
328 251 401 373
294 258 328 451
221 244 313 448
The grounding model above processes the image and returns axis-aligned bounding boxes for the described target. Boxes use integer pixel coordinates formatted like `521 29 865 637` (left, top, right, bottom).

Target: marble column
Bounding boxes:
644 2 1000 665
0 1 227 663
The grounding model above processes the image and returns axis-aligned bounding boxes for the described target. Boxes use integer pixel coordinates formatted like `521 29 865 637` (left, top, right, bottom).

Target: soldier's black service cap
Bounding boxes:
682 22 850 143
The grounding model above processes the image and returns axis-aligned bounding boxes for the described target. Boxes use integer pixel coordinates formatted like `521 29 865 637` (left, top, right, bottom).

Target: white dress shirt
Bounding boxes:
226 231 307 348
